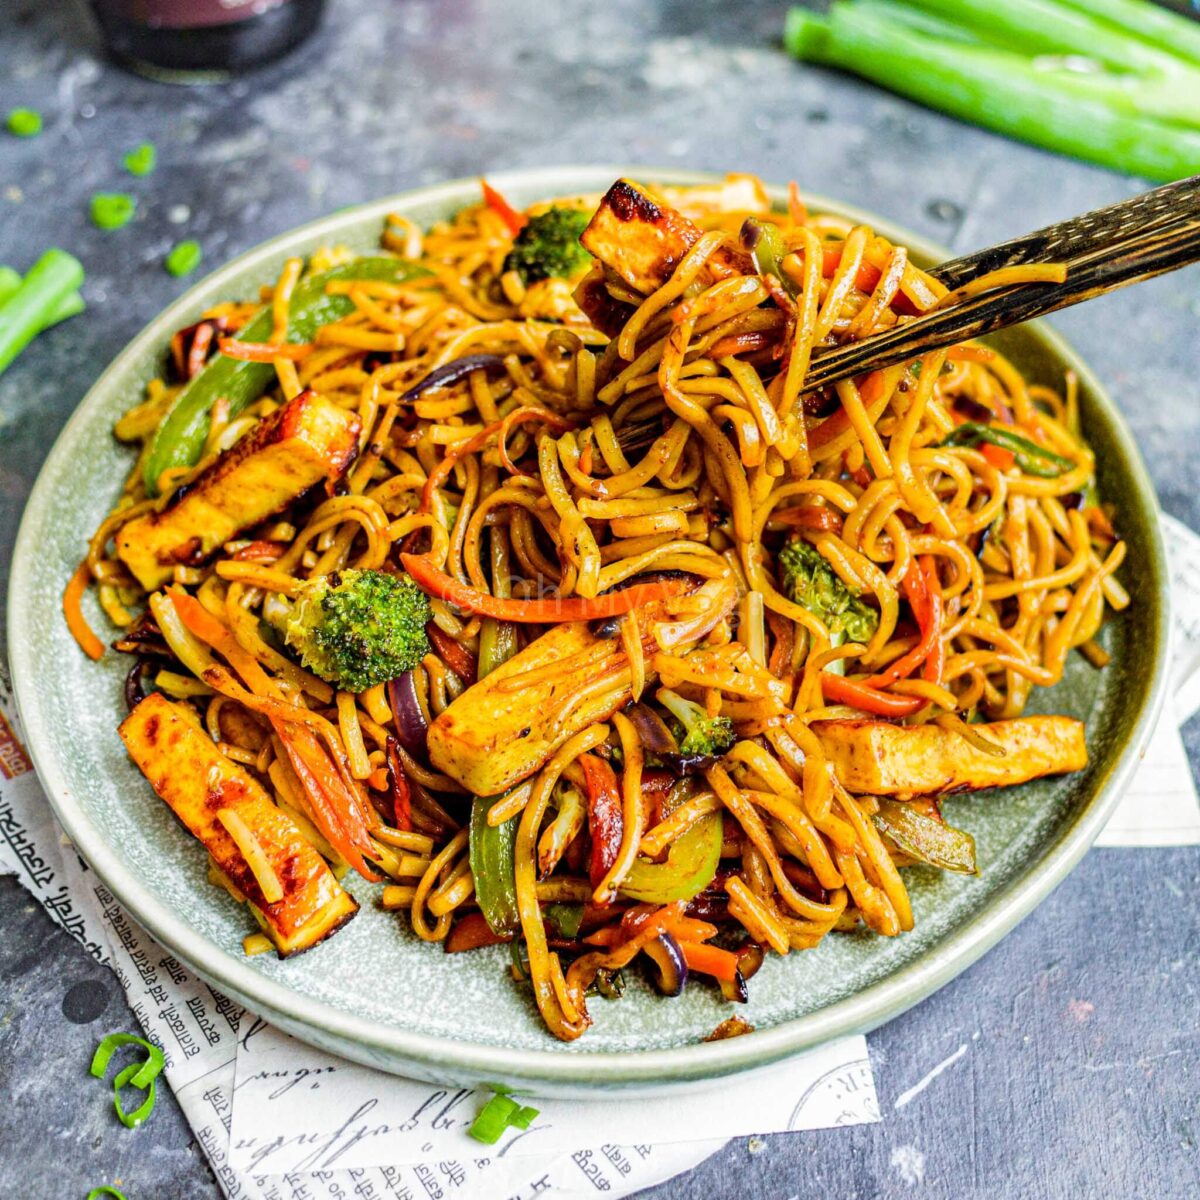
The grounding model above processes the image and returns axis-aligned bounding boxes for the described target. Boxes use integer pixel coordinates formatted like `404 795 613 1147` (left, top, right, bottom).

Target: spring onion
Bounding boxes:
164 239 203 277
469 1094 521 1143
6 107 42 137
1054 0 1200 68
112 1060 158 1129
123 142 157 176
784 2 1200 181
90 1031 165 1090
0 248 85 378
0 264 83 327
742 216 795 294
942 422 1074 478
91 193 137 230
509 1104 541 1130
467 1092 540 1144
477 527 519 678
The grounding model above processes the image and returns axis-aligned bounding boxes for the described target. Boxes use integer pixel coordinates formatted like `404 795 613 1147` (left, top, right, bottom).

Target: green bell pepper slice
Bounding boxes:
941 422 1074 479
873 800 977 874
143 255 428 493
469 792 521 935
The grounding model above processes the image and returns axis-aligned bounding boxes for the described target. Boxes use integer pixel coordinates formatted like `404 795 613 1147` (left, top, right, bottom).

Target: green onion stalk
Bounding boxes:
0 248 85 378
785 2 1200 181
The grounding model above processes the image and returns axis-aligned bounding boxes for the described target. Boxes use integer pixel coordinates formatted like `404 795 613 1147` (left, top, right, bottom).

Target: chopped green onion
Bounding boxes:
90 1031 165 1090
0 248 85 378
941 422 1074 477
86 1188 128 1199
112 1060 158 1129
784 3 1200 181
123 142 157 176
91 193 136 231
1055 0 1200 69
165 239 203 277
509 1104 540 1130
0 264 85 326
468 1094 520 1144
7 107 42 137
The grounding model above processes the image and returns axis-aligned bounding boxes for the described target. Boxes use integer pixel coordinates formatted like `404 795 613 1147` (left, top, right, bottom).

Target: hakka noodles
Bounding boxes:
68 174 1125 1041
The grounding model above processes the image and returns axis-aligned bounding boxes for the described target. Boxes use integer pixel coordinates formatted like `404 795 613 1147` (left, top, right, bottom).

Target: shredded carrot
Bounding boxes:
63 562 104 660
400 553 687 623
168 588 380 880
980 442 1016 471
480 179 527 236
819 672 925 717
679 940 739 983
946 344 996 364
787 180 807 226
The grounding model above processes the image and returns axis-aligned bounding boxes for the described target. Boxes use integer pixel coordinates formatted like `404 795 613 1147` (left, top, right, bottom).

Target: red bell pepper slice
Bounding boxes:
581 753 623 897
819 672 925 718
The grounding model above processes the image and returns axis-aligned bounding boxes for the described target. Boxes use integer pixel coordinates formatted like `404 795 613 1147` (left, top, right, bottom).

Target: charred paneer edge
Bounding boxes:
120 692 357 956
117 389 360 590
579 178 753 296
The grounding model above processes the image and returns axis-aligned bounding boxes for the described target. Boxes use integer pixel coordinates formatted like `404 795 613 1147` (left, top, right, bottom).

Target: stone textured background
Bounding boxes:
1 1 1198 1196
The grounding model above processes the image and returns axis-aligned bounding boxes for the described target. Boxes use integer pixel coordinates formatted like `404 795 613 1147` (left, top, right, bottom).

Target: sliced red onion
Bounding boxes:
625 703 678 757
719 940 765 1003
388 671 429 757
642 931 688 996
124 658 154 712
398 354 506 402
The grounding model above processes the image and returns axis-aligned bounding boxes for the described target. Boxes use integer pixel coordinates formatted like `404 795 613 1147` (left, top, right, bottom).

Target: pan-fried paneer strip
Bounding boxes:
116 389 360 590
579 178 753 297
119 692 358 956
812 715 1087 797
428 580 736 796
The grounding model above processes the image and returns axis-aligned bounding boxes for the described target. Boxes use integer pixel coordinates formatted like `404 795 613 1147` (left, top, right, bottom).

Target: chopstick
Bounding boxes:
803 174 1200 392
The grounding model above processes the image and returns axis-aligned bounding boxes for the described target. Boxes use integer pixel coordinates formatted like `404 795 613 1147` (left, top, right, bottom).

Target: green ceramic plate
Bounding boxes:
7 167 1168 1096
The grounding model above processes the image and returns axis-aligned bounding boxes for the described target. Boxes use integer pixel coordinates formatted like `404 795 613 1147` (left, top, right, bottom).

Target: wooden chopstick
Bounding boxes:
803 175 1200 393
931 174 1200 289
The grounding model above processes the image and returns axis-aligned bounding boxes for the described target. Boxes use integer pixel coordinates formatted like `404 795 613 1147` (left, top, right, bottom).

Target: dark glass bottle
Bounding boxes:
89 0 326 82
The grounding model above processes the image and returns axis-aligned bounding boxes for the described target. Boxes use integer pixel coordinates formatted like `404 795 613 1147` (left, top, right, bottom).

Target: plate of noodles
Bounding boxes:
9 167 1168 1094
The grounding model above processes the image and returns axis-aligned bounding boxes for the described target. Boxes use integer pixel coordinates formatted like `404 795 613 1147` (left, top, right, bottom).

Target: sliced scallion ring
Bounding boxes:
112 1060 158 1129
90 1032 165 1090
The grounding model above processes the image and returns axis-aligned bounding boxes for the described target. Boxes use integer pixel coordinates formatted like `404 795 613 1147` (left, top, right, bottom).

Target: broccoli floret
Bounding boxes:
502 206 592 285
658 689 736 758
778 537 878 644
283 568 431 692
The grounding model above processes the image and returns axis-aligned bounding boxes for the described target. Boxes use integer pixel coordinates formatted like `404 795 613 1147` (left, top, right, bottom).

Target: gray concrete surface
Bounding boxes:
1 1 1198 1196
